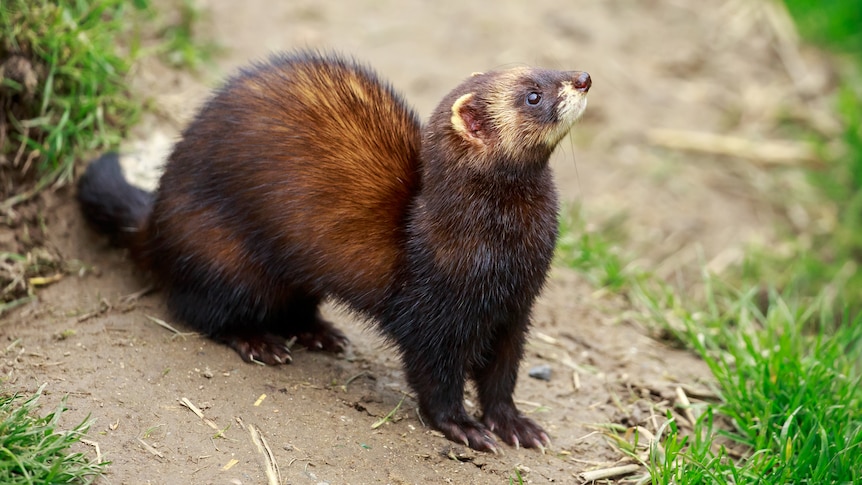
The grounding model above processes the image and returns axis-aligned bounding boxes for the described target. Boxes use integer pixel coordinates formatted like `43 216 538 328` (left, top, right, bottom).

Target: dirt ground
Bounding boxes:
1 0 833 483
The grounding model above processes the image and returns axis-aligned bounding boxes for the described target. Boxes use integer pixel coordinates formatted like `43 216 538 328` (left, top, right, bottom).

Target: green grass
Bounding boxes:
0 0 142 190
555 4 862 479
556 206 632 293
0 0 214 205
557 213 862 483
782 0 862 55
738 82 862 314
643 279 861 483
0 385 107 484
150 0 218 70
736 1 862 313
1 1 211 482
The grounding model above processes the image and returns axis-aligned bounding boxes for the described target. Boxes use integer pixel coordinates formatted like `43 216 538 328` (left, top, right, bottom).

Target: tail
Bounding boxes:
77 152 153 248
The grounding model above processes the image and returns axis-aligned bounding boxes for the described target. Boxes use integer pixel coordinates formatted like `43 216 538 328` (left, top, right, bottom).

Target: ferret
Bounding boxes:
77 51 591 452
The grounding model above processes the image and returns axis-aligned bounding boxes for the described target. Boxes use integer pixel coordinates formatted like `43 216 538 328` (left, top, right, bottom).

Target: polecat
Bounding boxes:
78 51 591 452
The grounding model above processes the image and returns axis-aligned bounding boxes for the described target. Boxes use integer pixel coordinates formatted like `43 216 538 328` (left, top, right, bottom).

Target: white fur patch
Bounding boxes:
544 81 588 144
557 81 588 121
118 131 173 191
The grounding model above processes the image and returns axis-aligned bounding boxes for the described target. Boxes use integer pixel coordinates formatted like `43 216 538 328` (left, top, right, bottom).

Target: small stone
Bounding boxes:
528 364 552 381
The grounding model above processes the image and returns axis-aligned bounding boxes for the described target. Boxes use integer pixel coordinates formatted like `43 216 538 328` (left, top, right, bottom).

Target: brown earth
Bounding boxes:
1 0 833 483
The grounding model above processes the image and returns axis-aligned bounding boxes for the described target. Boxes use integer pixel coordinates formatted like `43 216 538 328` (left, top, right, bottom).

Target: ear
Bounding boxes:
450 93 485 145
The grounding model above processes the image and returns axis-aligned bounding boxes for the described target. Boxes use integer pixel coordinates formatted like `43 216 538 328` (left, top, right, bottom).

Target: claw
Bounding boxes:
483 410 549 451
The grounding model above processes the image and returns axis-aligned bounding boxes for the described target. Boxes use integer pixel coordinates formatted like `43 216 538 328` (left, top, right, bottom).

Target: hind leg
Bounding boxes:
165 274 348 364
267 292 349 354
165 279 294 365
213 292 350 364
221 331 294 365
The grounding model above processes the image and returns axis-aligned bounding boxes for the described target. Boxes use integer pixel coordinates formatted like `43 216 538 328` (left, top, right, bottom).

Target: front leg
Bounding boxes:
400 340 501 452
472 315 550 449
386 297 501 451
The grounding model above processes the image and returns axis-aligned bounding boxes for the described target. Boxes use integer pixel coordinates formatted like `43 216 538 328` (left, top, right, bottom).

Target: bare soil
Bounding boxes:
1 0 832 483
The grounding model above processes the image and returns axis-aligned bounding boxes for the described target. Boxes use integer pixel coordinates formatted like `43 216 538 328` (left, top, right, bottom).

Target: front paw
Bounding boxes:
434 414 500 453
483 408 550 450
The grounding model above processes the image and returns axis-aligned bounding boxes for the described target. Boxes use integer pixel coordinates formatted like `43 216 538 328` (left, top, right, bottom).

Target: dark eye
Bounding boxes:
526 92 542 105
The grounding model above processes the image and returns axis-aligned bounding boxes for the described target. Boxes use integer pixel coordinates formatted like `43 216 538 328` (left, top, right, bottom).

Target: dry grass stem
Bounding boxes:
558 352 597 374
180 397 220 431
647 128 818 166
76 298 111 323
677 383 718 401
579 463 641 482
146 314 196 339
372 396 404 429
119 285 156 304
80 438 103 463
675 386 698 426
249 424 281 485
137 438 164 458
514 399 543 408
28 273 63 287
532 331 561 345
342 371 370 390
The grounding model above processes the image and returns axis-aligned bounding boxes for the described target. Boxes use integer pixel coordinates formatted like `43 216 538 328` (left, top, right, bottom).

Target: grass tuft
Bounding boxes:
782 0 862 55
557 210 862 482
0 384 108 484
557 206 632 293
150 0 219 70
653 282 862 484
0 0 214 204
0 0 142 190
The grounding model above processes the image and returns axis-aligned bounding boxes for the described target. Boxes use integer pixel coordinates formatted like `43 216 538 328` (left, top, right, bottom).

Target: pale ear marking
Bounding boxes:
450 92 475 137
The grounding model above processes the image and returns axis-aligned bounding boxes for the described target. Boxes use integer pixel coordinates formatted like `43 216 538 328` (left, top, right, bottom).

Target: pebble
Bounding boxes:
528 364 552 381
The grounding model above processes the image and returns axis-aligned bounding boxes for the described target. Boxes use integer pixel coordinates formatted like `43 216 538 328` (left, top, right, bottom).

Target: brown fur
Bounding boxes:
77 51 591 452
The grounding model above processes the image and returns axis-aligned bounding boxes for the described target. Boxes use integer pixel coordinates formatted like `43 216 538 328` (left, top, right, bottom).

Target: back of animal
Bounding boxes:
146 53 422 306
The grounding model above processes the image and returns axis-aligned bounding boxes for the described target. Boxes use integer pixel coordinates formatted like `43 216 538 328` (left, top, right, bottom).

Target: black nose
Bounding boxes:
572 71 591 93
